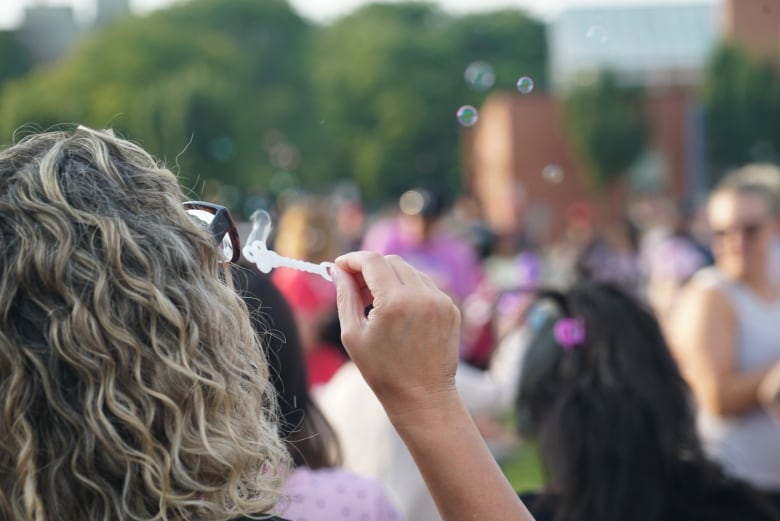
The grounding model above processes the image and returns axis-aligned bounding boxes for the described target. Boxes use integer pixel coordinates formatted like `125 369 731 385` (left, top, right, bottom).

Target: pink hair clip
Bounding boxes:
554 318 586 351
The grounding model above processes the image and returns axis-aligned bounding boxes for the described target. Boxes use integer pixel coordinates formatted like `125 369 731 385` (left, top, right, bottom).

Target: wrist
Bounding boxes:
382 385 465 433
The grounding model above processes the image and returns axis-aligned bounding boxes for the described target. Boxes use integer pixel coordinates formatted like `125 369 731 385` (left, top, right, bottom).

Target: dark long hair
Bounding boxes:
233 261 341 470
516 282 777 521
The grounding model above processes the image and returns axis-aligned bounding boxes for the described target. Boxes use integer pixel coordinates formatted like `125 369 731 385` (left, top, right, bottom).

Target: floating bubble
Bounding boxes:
542 164 564 184
456 105 479 127
516 76 534 94
399 189 425 215
586 25 608 44
464 61 496 92
269 142 301 170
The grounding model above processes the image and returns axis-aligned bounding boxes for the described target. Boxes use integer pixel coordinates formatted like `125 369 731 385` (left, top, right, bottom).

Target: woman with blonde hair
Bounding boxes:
0 126 535 521
0 126 289 520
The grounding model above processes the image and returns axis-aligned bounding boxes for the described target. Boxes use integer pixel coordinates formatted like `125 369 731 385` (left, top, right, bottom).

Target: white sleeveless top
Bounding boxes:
693 267 780 490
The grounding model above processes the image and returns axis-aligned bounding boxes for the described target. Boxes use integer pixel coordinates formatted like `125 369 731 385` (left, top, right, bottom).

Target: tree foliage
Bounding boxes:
701 43 780 180
309 3 547 200
0 31 32 86
565 72 649 190
0 0 547 210
0 0 311 203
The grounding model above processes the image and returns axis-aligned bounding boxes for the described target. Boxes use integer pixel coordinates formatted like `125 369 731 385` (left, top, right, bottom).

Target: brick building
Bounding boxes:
723 0 780 64
466 0 779 241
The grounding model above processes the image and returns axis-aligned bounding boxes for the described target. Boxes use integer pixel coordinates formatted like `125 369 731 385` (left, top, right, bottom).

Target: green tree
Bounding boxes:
0 31 32 87
0 0 548 207
0 0 311 204
308 2 547 202
447 10 547 96
702 43 780 181
129 67 239 191
565 71 649 190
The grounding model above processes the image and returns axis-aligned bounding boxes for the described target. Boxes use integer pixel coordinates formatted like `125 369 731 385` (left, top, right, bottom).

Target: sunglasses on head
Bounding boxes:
183 201 241 263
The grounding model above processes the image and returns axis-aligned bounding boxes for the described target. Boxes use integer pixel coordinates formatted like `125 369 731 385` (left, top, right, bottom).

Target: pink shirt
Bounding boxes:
278 467 404 521
362 218 482 302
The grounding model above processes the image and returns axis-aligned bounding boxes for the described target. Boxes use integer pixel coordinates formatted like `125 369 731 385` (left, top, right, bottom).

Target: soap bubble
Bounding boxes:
464 61 496 92
456 105 479 127
269 142 300 170
542 164 564 183
399 189 426 215
516 76 534 94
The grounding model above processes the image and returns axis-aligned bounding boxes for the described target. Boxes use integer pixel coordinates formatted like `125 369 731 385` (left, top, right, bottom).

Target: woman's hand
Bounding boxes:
333 252 461 425
332 251 535 521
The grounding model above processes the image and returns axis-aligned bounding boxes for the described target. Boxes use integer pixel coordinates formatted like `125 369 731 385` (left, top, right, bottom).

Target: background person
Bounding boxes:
271 197 347 388
515 283 778 521
669 173 780 504
725 164 780 284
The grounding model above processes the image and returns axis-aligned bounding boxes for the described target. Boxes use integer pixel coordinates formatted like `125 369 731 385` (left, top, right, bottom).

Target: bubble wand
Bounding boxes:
242 210 336 282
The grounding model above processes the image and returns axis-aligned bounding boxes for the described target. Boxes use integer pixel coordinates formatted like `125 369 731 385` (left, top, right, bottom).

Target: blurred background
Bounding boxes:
1 0 778 493
1 0 776 225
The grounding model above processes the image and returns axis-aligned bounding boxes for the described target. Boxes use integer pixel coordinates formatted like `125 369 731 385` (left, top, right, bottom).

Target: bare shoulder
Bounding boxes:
668 280 736 354
676 278 735 319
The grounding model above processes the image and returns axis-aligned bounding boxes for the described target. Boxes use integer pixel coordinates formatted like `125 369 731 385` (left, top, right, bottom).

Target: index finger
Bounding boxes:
335 251 402 300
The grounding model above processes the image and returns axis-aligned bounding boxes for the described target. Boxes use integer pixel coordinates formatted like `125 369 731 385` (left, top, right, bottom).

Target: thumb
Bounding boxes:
333 266 365 347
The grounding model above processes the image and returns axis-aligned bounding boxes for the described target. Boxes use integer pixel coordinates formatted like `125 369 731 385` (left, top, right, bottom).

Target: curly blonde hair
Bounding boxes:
0 127 289 520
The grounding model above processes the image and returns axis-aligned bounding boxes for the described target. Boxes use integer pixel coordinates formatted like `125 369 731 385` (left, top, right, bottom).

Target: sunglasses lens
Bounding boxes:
186 208 215 227
219 233 234 262
186 207 236 262
713 221 766 241
743 224 760 239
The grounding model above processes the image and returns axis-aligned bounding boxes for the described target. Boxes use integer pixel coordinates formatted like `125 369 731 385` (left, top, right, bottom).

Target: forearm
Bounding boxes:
331 254 536 521
387 390 535 521
702 368 771 416
759 361 780 414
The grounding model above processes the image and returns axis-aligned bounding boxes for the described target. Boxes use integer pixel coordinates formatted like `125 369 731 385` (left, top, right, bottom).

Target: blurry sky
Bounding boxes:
0 0 716 29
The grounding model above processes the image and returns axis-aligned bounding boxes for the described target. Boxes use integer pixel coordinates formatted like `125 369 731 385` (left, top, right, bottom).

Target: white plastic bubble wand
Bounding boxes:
242 209 335 282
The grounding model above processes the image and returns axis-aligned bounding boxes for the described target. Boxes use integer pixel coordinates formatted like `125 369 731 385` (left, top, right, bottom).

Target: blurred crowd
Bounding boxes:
4 127 780 521
254 163 780 521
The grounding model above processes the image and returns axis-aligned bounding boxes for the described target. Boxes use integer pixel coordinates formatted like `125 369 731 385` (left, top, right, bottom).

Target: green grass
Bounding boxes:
498 442 545 493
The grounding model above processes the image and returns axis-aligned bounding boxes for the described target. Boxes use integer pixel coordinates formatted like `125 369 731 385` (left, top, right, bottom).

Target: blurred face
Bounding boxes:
708 191 774 280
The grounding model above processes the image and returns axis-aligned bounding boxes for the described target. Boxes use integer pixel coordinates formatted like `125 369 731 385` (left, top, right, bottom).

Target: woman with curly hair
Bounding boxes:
0 126 289 520
0 126 535 521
